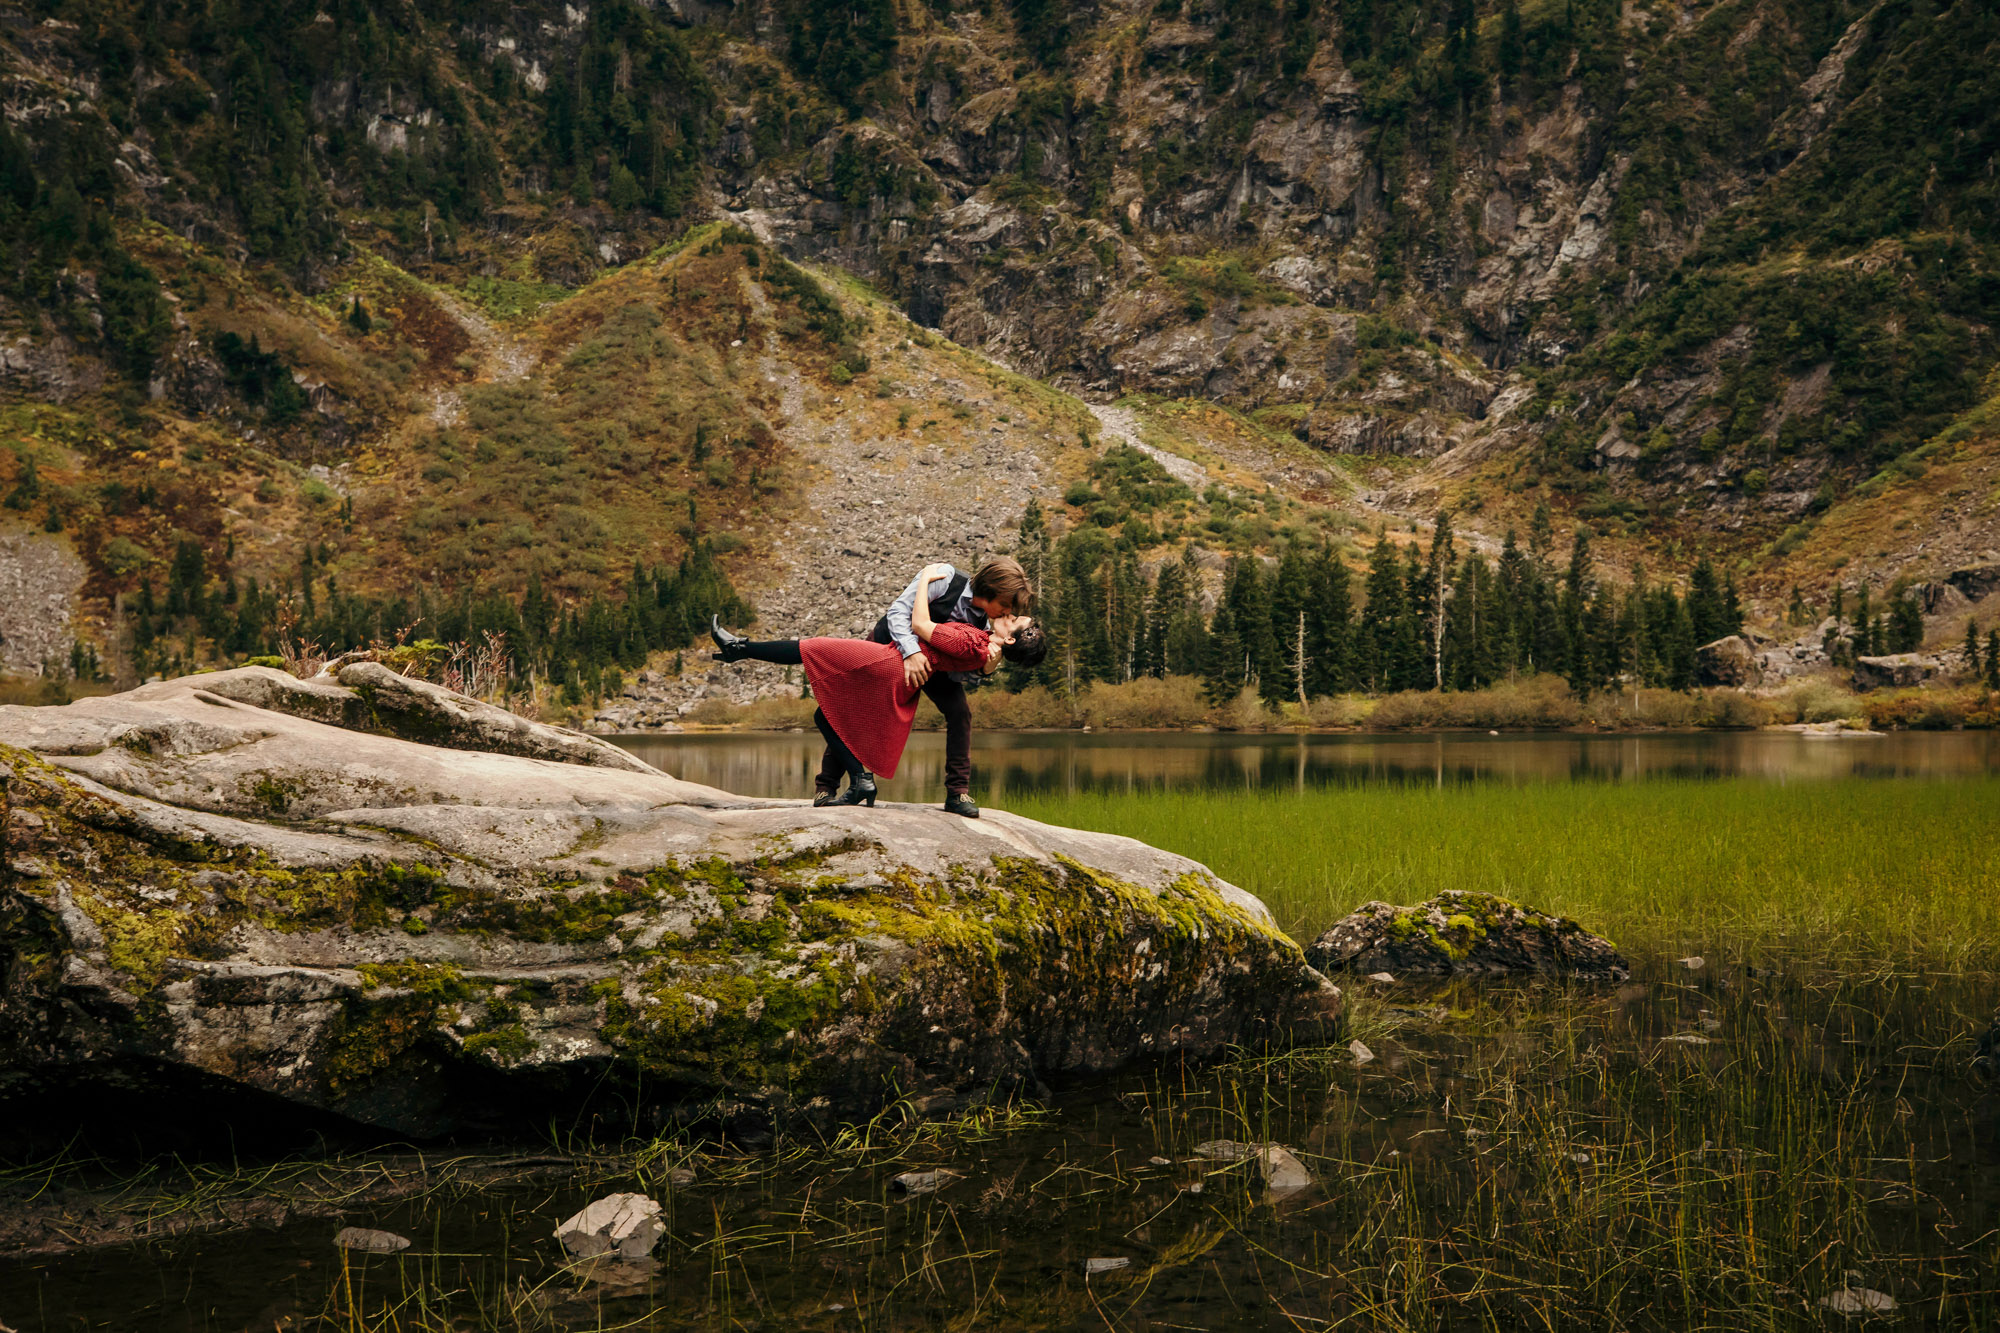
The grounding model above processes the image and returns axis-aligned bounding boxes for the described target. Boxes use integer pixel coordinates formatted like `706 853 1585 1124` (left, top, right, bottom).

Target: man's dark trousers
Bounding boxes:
813 624 973 797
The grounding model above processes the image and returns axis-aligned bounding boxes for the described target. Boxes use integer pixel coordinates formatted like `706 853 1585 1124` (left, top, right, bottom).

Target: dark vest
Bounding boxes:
870 572 970 645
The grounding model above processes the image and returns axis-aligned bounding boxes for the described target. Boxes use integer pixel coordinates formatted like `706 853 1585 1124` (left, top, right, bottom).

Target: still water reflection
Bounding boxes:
612 728 2000 802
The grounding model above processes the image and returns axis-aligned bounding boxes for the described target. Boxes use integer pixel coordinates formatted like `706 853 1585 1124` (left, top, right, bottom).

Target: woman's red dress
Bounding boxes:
801 623 990 778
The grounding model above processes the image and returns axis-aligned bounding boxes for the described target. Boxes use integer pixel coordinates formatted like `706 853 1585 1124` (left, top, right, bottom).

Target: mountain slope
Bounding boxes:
1 0 1996 694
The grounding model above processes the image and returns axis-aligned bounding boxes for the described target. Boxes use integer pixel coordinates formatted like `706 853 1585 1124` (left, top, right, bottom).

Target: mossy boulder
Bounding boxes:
0 668 1337 1138
1307 890 1628 981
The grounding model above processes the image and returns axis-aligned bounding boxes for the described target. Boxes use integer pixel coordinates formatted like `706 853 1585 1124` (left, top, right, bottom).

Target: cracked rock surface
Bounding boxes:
0 667 1337 1137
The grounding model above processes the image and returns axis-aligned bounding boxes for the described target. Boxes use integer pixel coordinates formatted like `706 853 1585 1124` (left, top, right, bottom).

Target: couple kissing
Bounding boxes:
709 558 1047 816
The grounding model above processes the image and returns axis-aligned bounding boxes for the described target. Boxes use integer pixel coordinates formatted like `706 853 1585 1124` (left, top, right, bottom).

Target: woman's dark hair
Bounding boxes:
1001 622 1048 668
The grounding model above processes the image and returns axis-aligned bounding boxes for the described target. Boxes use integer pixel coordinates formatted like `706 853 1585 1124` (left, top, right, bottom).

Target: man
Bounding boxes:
814 557 1033 817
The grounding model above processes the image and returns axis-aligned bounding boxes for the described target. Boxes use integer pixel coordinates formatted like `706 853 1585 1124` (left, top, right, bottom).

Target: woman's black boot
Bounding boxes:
710 615 750 663
826 772 877 807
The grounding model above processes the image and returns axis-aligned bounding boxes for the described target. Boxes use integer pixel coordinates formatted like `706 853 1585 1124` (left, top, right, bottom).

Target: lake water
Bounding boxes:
613 728 2000 802
6 729 1995 1329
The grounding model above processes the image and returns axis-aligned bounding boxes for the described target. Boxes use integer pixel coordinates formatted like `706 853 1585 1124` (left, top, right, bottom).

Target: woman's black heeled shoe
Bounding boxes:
710 615 750 663
825 773 877 807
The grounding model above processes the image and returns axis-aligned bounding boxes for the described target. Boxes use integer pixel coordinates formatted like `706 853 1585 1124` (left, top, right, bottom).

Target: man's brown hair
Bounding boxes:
971 557 1033 614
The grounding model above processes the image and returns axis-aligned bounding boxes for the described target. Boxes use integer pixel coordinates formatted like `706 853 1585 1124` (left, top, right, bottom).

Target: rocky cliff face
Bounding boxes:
1 0 1993 644
0 668 1338 1138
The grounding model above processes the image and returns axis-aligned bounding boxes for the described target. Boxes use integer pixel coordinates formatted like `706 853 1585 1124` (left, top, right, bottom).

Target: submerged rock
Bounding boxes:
1306 891 1627 981
1818 1287 1897 1319
1258 1145 1313 1194
889 1170 962 1196
554 1194 665 1260
333 1227 411 1253
1192 1139 1313 1194
0 669 1337 1139
1974 1014 1999 1082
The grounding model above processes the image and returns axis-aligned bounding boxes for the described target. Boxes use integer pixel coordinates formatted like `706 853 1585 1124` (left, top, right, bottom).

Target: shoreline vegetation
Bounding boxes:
661 671 2000 735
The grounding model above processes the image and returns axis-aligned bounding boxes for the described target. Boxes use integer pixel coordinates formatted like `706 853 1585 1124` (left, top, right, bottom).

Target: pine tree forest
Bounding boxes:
1005 492 1929 709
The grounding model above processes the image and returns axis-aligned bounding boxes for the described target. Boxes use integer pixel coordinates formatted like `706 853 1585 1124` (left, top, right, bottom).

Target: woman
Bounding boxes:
710 564 1045 806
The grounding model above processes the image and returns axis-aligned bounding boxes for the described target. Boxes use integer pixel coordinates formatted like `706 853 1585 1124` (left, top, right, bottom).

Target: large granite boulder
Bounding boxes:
0 668 1336 1139
1695 635 1761 687
1306 890 1628 981
1946 564 2000 604
1853 654 1939 691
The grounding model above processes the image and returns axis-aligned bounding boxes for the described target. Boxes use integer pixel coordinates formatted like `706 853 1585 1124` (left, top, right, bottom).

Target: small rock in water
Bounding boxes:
1193 1140 1259 1162
554 1193 666 1260
334 1227 410 1254
1661 1033 1711 1045
1615 983 1649 1004
1084 1257 1131 1275
667 1167 696 1188
1193 1140 1312 1193
1148 1156 1172 1167
1349 1039 1376 1066
890 1169 962 1196
1818 1287 1897 1318
1259 1145 1313 1194
1677 956 1705 971
1366 972 1396 983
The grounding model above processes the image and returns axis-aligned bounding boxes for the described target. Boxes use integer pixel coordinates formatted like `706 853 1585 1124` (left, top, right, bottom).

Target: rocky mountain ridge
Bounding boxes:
0 0 1995 689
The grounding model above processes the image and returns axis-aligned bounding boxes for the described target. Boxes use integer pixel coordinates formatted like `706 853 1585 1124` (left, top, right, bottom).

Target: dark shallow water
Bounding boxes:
3 964 1993 1331
612 728 2000 803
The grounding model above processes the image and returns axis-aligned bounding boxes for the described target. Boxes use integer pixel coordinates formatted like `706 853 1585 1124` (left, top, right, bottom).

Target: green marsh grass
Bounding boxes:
1011 776 2000 968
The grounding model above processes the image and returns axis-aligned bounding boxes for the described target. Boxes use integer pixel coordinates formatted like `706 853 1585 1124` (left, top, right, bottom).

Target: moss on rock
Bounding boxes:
0 681 1337 1136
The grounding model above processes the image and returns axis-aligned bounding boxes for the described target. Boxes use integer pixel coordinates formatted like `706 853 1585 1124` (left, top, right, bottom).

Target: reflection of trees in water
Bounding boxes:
614 732 2000 801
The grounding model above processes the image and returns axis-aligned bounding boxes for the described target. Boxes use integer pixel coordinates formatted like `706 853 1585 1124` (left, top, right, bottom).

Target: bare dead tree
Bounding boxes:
1293 609 1310 707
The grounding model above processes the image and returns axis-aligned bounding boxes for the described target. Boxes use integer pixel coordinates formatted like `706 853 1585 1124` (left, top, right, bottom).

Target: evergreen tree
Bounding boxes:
1220 555 1282 703
1306 544 1353 694
789 0 899 109
1987 631 2000 691
1887 589 1924 654
1356 531 1401 691
1687 556 1729 645
1390 542 1428 691
1201 589 1243 705
1499 0 1526 77
1966 617 1983 679
1560 527 1594 691
1162 543 1209 677
1663 595 1696 689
